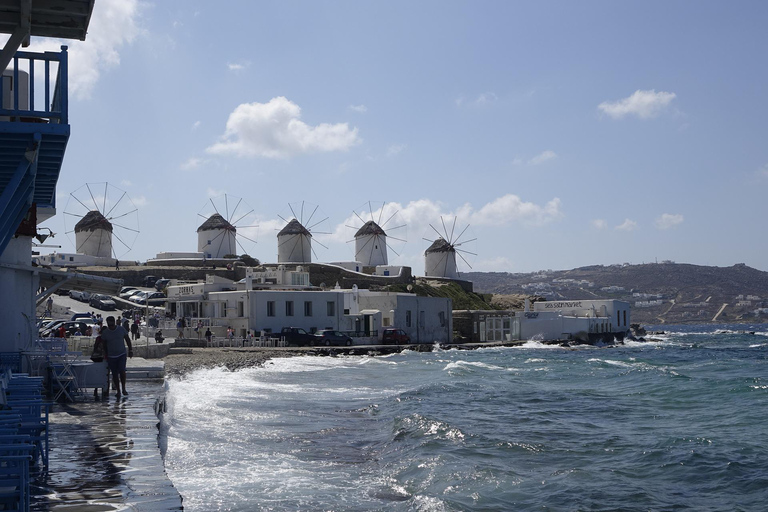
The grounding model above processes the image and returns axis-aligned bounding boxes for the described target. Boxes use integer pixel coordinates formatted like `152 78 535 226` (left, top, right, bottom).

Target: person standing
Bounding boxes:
130 320 139 340
205 327 212 345
101 315 133 398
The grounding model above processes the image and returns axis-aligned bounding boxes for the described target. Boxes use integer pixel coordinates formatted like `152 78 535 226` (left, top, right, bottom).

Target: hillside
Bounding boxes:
463 263 768 325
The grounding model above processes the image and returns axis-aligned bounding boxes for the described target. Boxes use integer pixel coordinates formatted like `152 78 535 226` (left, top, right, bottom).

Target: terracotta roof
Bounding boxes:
354 220 386 238
278 219 311 237
425 238 453 255
197 213 235 232
74 210 112 232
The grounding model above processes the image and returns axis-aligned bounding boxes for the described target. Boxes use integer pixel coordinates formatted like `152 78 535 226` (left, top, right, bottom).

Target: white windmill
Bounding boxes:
276 201 330 263
64 182 140 259
197 194 258 259
346 201 407 267
424 216 477 279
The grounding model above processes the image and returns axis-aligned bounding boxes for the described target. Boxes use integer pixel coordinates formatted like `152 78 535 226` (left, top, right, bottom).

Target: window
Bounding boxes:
267 301 275 317
617 311 620 327
238 301 244 317
327 301 335 316
623 310 627 326
406 310 412 327
304 301 312 317
438 311 446 327
286 301 294 317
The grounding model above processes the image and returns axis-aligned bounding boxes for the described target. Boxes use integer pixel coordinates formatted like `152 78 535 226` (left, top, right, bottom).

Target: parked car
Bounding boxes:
381 328 410 345
89 294 116 311
315 330 353 346
142 275 158 287
130 291 167 306
70 312 93 321
279 327 316 346
120 289 143 299
119 286 138 295
69 290 92 302
154 278 171 291
40 321 91 338
39 319 65 336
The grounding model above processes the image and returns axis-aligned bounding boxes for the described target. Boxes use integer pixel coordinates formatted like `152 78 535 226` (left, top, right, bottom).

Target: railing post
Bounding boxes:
59 45 68 124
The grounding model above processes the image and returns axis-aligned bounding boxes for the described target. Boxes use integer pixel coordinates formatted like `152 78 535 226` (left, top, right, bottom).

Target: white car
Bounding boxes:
120 289 143 299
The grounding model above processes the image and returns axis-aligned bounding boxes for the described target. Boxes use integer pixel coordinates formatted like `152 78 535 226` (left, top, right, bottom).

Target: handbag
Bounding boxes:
91 337 104 362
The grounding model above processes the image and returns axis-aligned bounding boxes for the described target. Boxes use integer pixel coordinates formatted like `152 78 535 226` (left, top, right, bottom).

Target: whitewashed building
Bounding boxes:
164 271 453 343
277 219 312 263
454 299 632 344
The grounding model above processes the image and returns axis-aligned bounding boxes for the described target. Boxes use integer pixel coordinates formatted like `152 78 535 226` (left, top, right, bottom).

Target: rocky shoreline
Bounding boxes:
161 347 305 377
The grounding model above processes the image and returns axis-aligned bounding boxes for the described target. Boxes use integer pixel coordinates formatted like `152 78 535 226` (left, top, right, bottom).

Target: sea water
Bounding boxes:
161 325 768 511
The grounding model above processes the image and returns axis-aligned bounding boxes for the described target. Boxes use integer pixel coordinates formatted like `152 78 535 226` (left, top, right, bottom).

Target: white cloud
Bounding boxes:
529 150 557 165
655 213 684 230
120 180 132 187
227 62 248 71
457 195 563 227
10 0 143 100
192 120 201 130
510 157 523 166
328 195 561 249
592 219 608 230
349 104 367 113
598 89 676 119
455 92 498 107
615 219 638 231
474 92 498 106
180 157 206 170
206 97 361 159
131 195 148 207
386 144 407 157
205 188 226 198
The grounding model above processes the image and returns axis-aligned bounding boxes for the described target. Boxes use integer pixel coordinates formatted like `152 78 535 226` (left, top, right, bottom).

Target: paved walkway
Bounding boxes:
30 376 183 511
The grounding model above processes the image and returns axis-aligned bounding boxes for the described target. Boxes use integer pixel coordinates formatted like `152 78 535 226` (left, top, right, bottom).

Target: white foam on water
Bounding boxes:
443 360 505 372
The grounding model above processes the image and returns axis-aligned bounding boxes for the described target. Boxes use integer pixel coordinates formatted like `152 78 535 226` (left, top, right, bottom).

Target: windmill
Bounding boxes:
197 194 259 259
276 201 330 263
346 201 407 267
63 182 140 259
423 216 477 279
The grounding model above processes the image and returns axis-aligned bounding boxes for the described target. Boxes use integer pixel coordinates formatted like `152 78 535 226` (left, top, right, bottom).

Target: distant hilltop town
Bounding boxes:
465 262 768 325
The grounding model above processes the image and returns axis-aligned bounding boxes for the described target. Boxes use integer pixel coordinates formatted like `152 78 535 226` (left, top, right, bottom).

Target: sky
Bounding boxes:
7 1 768 273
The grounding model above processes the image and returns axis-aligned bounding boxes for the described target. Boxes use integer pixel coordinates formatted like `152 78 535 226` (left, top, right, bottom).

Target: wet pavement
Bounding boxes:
30 380 183 511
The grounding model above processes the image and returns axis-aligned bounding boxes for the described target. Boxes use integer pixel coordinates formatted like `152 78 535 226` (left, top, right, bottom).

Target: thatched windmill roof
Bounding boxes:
74 210 113 233
197 213 235 232
278 218 311 237
354 220 386 238
425 238 453 255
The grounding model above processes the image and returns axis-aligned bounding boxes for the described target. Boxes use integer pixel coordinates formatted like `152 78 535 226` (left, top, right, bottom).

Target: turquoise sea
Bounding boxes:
161 325 768 511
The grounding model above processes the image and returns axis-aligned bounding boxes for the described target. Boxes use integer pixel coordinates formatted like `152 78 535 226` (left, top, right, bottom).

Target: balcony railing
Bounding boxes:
0 45 68 124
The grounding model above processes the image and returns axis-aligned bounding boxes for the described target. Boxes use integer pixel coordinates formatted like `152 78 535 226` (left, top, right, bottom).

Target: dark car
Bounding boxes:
279 327 316 346
382 328 410 345
89 294 116 311
142 275 158 287
41 321 91 338
154 278 171 291
315 330 353 346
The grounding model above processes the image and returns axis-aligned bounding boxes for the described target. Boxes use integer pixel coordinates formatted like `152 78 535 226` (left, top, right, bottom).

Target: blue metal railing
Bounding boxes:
0 45 68 124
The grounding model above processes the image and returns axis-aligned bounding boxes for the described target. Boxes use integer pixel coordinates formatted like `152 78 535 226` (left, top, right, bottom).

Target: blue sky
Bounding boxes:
9 1 768 273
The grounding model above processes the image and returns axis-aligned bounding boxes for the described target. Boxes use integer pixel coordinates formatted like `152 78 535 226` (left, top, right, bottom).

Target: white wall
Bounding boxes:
76 228 113 258
0 237 38 352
